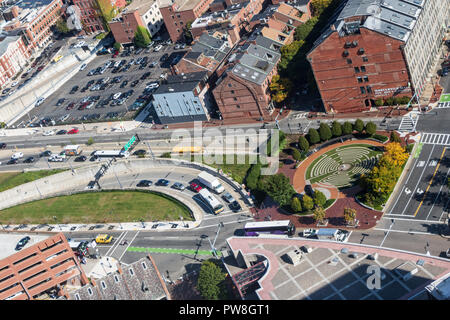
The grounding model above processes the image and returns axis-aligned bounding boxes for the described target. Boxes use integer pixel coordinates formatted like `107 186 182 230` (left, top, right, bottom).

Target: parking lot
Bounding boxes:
13 42 187 127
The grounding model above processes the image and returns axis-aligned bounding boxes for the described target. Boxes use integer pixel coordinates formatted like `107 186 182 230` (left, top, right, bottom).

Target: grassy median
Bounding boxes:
0 190 193 224
0 169 66 193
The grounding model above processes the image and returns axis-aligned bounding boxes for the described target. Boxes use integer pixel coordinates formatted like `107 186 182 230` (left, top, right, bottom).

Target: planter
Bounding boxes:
316 219 328 227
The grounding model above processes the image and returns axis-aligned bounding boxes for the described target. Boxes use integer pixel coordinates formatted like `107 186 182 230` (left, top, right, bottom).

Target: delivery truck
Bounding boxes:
64 145 82 156
197 171 225 194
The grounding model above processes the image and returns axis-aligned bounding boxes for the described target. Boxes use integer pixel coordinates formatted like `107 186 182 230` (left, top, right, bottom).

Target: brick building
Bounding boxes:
72 0 125 34
307 0 450 113
109 0 164 44
1 0 63 55
0 233 88 300
213 34 281 120
159 0 215 42
0 35 31 87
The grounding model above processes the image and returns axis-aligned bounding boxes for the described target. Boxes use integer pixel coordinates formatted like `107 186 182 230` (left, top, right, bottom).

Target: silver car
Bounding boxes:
222 192 235 203
172 182 185 191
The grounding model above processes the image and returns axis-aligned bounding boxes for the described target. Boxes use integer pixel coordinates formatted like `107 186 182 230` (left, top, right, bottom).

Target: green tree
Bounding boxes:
310 0 333 16
113 42 122 51
331 121 342 137
245 163 261 191
302 194 314 211
342 121 353 135
343 207 356 225
354 119 365 134
390 131 402 143
258 173 295 207
160 152 171 158
298 135 309 152
134 26 151 48
375 99 384 107
95 0 118 30
87 137 95 145
183 20 194 44
291 197 303 213
278 40 304 73
55 18 70 34
292 148 302 162
307 128 320 145
313 206 326 224
365 121 377 136
313 190 326 207
294 17 318 41
319 123 332 141
197 260 227 300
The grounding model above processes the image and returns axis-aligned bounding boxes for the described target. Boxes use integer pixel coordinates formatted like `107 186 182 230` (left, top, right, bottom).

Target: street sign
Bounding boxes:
123 135 136 151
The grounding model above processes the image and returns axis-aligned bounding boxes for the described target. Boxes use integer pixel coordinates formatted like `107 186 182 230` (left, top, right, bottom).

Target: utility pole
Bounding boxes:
208 222 224 258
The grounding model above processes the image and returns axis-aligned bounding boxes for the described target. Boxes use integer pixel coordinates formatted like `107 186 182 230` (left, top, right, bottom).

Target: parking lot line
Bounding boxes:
413 147 446 217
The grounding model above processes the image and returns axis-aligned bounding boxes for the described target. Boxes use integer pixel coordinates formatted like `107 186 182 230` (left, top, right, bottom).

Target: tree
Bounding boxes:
313 206 326 224
291 197 303 213
183 20 193 44
342 121 353 135
354 119 365 134
365 121 377 136
331 121 342 137
319 123 332 141
270 75 292 103
292 148 302 162
343 207 356 225
87 137 95 145
302 194 314 211
313 190 326 207
310 0 333 16
245 163 261 191
258 173 295 207
307 128 320 145
197 260 227 300
113 42 122 51
294 17 318 41
278 40 304 73
382 142 409 167
375 99 384 107
390 131 402 143
298 135 309 152
55 18 70 34
96 0 118 30
134 26 151 48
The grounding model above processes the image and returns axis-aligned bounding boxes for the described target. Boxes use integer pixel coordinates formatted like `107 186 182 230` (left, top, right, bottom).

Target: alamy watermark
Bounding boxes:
169 121 279 175
366 265 382 290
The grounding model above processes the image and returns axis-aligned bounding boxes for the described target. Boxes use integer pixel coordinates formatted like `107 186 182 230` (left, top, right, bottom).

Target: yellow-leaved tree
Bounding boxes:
382 142 409 167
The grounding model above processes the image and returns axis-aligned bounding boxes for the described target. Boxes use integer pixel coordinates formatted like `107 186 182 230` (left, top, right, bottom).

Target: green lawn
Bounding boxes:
439 94 450 103
0 190 193 224
0 169 66 193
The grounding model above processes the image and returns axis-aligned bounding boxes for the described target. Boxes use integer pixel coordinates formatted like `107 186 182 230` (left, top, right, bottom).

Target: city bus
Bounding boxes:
199 188 224 214
93 150 130 158
244 220 296 237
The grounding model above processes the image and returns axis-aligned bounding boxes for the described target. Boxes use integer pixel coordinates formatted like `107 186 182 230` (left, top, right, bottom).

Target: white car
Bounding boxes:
43 130 55 136
113 92 122 100
302 228 317 238
174 44 181 50
336 230 351 242
10 81 19 87
48 155 64 162
11 152 24 159
35 97 45 107
85 102 94 109
154 44 163 52
79 63 87 71
146 82 159 90
160 73 167 79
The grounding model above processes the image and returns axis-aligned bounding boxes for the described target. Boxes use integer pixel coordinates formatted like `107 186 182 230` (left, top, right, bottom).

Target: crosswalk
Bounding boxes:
398 113 419 132
420 133 450 145
436 102 450 108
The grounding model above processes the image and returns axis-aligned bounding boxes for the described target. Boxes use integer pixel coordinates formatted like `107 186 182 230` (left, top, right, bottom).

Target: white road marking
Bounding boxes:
118 231 140 261
425 167 450 221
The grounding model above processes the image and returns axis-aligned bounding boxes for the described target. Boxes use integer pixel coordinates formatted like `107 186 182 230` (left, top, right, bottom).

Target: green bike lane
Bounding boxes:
127 246 222 257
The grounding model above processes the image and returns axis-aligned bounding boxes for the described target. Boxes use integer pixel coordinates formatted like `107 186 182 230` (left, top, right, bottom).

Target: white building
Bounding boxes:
126 0 164 37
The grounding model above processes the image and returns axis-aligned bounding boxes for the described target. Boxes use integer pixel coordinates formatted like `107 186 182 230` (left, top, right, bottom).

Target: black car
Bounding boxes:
75 155 87 162
133 149 147 156
7 158 18 165
156 179 170 186
56 98 65 106
229 201 242 212
160 53 169 62
137 180 152 187
23 156 35 163
56 129 67 135
40 150 52 157
0 143 6 149
15 236 30 250
120 80 128 88
130 80 139 87
141 72 151 80
70 85 79 94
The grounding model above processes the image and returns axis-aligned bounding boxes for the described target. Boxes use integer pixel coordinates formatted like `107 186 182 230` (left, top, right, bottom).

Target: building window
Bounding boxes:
129 268 134 276
360 86 366 94
363 76 369 82
231 90 235 94
236 105 240 108
87 288 93 296
354 67 360 73
75 293 81 300
114 275 120 283
342 50 349 57
347 58 352 64
361 66 366 72
358 48 365 55
142 262 147 270
357 77 363 83
233 97 237 101
366 86 372 93
101 281 107 289
362 56 368 62
228 83 232 87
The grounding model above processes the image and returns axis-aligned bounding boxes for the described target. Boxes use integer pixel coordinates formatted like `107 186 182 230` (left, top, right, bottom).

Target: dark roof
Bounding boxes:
155 71 208 94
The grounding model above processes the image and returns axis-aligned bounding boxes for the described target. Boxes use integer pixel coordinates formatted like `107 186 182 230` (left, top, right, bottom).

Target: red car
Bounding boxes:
112 51 119 58
68 128 79 134
190 182 202 193
37 66 44 71
66 102 75 110
78 102 89 110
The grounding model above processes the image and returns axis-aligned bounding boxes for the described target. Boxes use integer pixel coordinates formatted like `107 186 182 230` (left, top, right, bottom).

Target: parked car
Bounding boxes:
11 152 23 159
75 155 87 162
66 102 75 110
56 129 67 135
130 80 139 87
113 92 122 100
0 143 6 149
137 180 152 187
80 63 87 71
23 156 35 163
172 182 185 191
40 150 52 157
229 200 242 212
68 128 79 134
7 158 18 165
190 182 202 193
43 130 55 136
15 236 30 250
160 53 169 62
222 192 235 203
154 44 163 52
133 149 147 156
35 97 45 107
156 179 170 186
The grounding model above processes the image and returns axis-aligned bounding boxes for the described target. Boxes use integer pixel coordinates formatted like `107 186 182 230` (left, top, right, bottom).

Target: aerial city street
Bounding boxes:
0 0 449 306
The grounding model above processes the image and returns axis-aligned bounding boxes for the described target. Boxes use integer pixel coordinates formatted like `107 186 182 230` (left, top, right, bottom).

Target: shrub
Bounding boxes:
292 148 302 162
342 121 353 135
405 143 414 154
307 128 320 145
331 121 342 137
86 137 95 145
302 194 314 211
375 99 384 107
385 97 395 106
291 197 302 213
390 131 402 143
354 119 364 134
372 134 388 143
160 152 171 158
113 42 122 51
313 190 326 207
245 163 261 191
365 121 377 136
298 135 309 152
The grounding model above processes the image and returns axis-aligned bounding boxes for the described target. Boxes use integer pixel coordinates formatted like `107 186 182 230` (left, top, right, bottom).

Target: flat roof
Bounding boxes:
159 0 204 11
0 233 50 260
